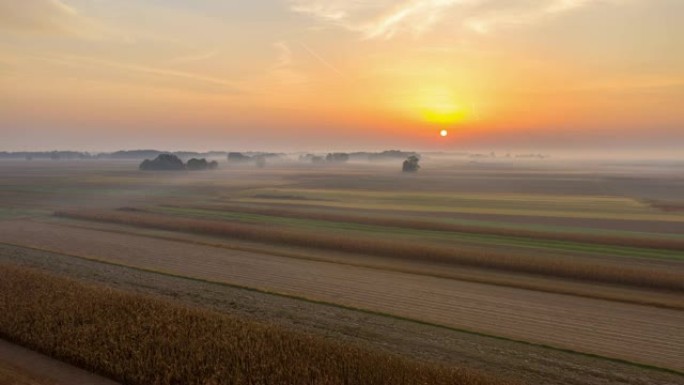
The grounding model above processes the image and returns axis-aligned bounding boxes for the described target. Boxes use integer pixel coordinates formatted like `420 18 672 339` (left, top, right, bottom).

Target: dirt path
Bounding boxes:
0 219 682 372
0 339 120 385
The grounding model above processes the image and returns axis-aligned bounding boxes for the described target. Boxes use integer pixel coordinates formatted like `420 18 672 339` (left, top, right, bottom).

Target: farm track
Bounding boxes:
0 340 121 385
0 219 682 372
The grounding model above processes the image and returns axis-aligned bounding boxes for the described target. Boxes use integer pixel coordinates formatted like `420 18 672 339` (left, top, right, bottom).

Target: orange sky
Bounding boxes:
0 0 682 152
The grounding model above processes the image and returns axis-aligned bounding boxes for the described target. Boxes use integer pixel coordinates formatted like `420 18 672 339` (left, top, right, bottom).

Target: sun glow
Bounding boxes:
415 86 467 125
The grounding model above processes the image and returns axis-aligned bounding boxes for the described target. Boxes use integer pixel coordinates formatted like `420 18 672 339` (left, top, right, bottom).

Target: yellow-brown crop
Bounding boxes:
0 264 509 385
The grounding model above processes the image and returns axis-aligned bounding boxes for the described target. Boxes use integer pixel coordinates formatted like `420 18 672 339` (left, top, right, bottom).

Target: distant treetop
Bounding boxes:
186 158 219 170
139 154 185 171
228 152 252 163
326 153 350 163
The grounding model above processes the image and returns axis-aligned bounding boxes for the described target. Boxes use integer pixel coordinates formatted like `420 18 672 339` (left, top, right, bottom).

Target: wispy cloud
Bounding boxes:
299 42 344 76
362 0 471 39
289 0 466 39
464 0 615 34
0 0 103 37
169 49 221 64
270 41 344 86
289 0 628 39
289 0 355 21
274 41 294 68
271 41 307 85
31 53 243 94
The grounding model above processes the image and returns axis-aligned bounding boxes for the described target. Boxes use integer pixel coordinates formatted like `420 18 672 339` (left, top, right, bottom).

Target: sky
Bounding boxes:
0 0 682 153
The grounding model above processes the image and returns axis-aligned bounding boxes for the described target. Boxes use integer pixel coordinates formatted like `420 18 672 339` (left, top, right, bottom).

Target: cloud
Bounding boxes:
169 49 221 64
32 53 243 94
289 0 357 21
274 41 294 68
299 42 344 76
270 41 344 86
288 0 627 39
0 0 101 36
463 0 609 34
271 41 307 85
289 0 467 39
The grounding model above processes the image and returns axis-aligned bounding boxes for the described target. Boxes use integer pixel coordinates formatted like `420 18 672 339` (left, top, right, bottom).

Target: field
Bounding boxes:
0 157 683 384
1 264 504 385
0 339 119 385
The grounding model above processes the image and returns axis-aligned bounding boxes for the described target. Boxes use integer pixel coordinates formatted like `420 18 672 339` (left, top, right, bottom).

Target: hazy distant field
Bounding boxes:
0 157 683 384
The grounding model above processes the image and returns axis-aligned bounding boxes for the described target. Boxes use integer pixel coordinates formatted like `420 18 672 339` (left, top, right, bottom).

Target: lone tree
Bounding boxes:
139 154 185 171
402 155 420 172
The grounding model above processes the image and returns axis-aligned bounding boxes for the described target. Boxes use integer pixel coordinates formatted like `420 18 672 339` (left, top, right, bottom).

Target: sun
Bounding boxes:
440 129 448 137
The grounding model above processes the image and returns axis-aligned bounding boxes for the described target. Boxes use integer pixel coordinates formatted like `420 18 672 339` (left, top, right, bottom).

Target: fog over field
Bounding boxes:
0 152 682 384
2 0 683 384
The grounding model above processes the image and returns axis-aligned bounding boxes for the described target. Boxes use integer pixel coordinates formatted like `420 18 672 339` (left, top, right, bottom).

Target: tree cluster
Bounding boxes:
299 153 349 164
227 152 282 167
227 152 252 163
139 154 217 171
325 153 350 163
186 158 219 170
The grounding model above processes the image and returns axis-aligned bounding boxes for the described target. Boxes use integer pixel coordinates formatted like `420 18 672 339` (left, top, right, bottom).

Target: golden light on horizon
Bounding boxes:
0 1 681 151
440 129 448 137
414 86 468 125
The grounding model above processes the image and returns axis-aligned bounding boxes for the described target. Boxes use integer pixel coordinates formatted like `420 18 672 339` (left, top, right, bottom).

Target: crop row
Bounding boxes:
0 264 505 385
55 209 684 292
172 203 684 252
